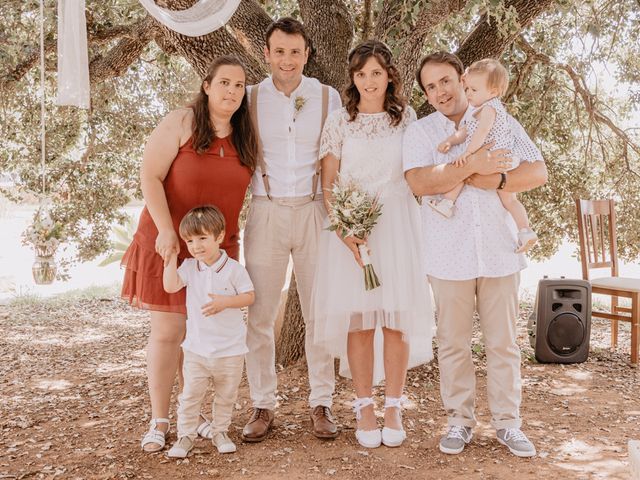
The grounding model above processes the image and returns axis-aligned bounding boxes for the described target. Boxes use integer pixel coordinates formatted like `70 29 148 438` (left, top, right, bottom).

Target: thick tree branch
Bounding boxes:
396 0 468 98
374 0 403 42
361 0 373 39
456 0 555 67
416 0 555 117
88 16 159 85
228 0 273 62
2 20 150 91
299 0 353 89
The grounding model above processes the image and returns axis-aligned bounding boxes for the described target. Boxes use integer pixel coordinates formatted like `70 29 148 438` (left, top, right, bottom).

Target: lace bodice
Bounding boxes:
320 107 416 195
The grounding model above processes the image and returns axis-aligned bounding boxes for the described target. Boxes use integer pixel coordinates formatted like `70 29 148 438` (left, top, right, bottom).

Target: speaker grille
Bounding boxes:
547 313 585 355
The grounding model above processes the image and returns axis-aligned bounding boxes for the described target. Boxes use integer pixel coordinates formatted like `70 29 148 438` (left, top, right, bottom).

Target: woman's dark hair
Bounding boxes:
415 51 464 92
189 55 257 172
344 40 405 127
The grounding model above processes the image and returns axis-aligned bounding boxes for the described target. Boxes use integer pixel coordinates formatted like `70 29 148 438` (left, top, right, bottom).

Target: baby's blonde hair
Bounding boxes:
466 58 509 97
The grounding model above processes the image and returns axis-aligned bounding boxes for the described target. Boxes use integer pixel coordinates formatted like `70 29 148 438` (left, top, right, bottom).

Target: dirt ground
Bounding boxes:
1 290 638 480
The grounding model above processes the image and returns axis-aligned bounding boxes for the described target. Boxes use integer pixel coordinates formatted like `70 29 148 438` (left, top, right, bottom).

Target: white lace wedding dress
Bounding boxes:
312 107 435 384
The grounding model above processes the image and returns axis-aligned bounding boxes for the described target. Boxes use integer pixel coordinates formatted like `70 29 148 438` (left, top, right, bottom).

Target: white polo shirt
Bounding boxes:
177 250 254 359
248 76 342 197
402 108 544 281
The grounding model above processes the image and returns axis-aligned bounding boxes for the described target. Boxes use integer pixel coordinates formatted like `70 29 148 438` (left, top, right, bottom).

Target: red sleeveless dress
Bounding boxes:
121 135 251 314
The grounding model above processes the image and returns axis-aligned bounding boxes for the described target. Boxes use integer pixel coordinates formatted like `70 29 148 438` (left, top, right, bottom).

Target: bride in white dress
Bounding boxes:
312 41 434 449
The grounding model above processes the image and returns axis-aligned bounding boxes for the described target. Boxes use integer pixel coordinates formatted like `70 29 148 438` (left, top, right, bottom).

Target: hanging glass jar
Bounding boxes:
32 245 56 285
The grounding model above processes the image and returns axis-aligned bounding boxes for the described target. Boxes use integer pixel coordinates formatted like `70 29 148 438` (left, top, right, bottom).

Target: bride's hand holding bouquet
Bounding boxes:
327 175 383 291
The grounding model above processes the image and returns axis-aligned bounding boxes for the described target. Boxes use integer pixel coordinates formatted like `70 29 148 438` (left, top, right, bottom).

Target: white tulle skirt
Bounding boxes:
312 185 435 384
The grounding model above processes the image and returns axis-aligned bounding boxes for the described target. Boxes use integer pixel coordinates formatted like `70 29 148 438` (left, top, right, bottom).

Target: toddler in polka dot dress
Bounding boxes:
433 58 538 253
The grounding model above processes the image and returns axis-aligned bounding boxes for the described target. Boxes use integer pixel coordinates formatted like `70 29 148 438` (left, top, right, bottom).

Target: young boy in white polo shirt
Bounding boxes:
163 205 255 458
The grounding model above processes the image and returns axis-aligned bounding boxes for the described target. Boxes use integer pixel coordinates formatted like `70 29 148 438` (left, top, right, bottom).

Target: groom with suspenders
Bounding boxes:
242 17 342 442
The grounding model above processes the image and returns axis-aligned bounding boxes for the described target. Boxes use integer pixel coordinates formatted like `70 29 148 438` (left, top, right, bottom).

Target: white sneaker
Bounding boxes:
515 228 538 253
167 436 194 458
428 198 455 218
212 432 237 454
496 428 536 457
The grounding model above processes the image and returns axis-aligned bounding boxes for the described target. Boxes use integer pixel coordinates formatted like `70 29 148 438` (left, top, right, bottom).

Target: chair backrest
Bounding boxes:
575 198 618 280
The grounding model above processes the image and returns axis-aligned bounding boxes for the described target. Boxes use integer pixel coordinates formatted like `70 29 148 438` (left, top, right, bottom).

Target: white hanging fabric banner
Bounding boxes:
56 0 90 108
138 0 240 37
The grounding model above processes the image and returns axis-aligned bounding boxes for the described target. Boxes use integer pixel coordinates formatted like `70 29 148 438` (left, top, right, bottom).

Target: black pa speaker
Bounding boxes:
527 277 592 363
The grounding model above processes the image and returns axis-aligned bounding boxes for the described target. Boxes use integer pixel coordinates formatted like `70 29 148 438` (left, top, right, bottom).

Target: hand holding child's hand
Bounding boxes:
438 141 452 154
202 294 230 316
163 249 177 268
156 229 179 261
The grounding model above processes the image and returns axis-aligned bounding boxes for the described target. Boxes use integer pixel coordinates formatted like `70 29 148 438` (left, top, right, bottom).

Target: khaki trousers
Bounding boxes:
177 351 244 438
429 273 522 430
244 195 335 409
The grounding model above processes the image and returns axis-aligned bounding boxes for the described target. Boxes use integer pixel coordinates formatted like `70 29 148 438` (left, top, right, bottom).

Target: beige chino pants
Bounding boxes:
429 273 522 430
244 195 335 410
177 351 244 439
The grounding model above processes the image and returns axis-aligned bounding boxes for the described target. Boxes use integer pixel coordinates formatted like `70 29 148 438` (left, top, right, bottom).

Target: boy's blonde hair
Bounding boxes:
179 205 225 239
466 58 509 97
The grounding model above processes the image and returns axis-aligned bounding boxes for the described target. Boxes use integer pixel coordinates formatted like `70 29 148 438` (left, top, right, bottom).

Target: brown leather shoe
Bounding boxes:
310 406 339 439
241 408 274 443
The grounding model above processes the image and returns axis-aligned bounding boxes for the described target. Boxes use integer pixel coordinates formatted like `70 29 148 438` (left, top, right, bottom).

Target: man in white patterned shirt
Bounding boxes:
402 52 547 458
241 17 342 443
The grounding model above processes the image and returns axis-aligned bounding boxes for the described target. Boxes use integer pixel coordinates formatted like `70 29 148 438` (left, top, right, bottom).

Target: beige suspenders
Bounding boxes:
250 83 330 201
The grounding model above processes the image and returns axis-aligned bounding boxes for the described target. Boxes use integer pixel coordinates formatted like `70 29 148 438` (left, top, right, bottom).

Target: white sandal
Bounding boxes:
197 413 213 440
141 418 170 452
382 395 407 447
352 397 381 448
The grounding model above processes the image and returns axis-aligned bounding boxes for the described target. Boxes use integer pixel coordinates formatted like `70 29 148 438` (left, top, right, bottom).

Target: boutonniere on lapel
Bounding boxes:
293 95 306 122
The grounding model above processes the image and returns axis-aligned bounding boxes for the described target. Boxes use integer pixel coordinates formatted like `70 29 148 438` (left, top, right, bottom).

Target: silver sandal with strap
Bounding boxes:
141 418 170 452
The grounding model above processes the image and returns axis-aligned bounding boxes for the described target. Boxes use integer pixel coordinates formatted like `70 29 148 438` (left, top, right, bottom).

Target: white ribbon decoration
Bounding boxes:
138 0 240 37
56 0 90 108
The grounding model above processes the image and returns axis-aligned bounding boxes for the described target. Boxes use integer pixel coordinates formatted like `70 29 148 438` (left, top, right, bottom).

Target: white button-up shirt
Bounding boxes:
402 109 544 281
248 76 341 197
178 250 254 358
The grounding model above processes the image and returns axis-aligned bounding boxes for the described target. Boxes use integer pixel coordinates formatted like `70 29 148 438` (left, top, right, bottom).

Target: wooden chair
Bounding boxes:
575 198 640 365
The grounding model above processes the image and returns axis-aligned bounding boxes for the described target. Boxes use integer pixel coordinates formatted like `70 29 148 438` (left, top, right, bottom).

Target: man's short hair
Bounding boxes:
179 205 225 239
415 51 465 92
265 17 311 50
466 58 510 97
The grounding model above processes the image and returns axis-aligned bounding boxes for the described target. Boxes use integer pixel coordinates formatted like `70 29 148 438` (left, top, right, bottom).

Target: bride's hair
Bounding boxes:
344 40 405 127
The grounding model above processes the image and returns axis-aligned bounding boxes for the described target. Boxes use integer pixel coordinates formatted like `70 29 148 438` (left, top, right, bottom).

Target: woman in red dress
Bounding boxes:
121 55 257 452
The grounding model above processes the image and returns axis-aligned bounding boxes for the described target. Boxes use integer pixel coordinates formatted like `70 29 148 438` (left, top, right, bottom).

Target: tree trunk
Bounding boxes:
275 273 307 367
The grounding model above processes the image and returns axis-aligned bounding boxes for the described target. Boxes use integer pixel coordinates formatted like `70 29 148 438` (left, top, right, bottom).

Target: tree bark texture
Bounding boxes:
275 273 306 367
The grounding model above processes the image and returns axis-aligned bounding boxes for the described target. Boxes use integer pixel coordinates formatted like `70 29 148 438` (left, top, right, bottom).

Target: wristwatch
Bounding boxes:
497 172 507 190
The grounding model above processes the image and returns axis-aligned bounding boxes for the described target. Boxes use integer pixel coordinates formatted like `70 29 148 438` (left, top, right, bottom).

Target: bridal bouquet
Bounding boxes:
327 176 383 290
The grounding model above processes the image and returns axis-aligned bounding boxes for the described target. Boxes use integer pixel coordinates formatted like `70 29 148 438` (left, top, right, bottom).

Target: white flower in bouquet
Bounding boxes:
327 176 383 290
21 208 63 255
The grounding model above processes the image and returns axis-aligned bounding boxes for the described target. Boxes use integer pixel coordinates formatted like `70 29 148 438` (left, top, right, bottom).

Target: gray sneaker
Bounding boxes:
439 426 473 454
496 428 536 457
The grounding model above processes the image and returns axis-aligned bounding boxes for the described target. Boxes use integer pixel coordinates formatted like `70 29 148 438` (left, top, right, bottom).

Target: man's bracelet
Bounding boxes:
497 172 507 190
